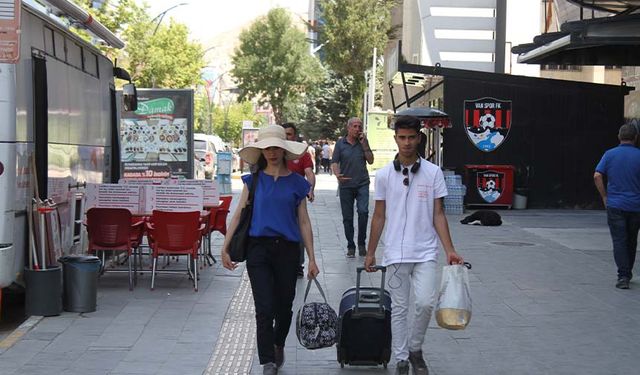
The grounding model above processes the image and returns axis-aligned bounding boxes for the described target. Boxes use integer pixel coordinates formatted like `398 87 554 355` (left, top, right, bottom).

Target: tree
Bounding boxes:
299 69 353 141
232 8 322 124
211 101 264 146
124 19 204 88
71 1 205 89
320 0 396 116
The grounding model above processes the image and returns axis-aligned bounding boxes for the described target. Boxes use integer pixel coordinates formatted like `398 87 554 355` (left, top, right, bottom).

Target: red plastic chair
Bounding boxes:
86 208 136 290
146 210 204 291
211 195 233 235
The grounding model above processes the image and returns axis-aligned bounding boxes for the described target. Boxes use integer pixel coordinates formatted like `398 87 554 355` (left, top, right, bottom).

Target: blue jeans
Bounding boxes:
607 207 640 280
339 184 369 249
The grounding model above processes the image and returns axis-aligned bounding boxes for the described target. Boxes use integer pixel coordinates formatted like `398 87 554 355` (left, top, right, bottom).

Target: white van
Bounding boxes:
194 133 226 178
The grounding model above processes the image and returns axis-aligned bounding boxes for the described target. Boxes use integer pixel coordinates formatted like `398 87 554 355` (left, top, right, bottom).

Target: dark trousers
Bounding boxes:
246 237 299 364
339 184 369 250
607 207 640 280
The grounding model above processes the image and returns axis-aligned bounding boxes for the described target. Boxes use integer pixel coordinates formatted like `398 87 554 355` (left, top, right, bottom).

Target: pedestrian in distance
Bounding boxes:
282 122 316 278
594 123 640 290
364 115 464 375
331 117 374 257
221 125 320 375
322 141 332 173
314 141 322 174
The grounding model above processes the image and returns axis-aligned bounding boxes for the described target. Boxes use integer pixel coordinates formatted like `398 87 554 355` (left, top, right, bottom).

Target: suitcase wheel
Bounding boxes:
340 362 344 368
383 361 387 369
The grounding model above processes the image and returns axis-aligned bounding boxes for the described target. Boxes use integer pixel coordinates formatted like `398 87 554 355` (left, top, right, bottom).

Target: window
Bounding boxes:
43 27 54 54
541 64 582 71
83 50 98 76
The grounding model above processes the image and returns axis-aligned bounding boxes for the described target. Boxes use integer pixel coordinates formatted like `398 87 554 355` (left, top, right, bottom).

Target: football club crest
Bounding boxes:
477 170 504 203
464 97 512 152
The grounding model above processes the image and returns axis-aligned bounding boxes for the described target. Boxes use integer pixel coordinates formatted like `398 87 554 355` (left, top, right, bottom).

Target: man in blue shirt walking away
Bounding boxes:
594 124 640 289
331 117 374 257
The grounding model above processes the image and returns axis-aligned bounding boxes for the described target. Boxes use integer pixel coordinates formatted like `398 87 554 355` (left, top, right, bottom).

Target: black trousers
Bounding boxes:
246 236 299 364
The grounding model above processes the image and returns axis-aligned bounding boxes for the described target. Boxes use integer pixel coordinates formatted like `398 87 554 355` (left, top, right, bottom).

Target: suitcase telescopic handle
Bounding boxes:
354 266 386 316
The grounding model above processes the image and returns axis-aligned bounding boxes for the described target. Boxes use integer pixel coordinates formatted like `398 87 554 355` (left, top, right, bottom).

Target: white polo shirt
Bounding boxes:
374 158 448 266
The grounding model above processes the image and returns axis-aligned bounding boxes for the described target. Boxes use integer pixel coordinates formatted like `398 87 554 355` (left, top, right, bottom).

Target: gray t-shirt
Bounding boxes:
331 137 370 188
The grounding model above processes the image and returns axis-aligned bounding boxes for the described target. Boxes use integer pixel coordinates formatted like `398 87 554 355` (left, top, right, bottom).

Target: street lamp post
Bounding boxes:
151 3 188 36
150 3 188 87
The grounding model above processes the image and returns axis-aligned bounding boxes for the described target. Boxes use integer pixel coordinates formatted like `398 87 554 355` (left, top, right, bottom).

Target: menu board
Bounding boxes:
120 89 194 179
165 179 219 206
85 183 142 213
119 178 163 186
142 185 203 213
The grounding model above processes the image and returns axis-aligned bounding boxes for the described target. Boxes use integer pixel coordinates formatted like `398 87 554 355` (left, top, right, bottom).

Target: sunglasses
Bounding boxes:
402 167 409 186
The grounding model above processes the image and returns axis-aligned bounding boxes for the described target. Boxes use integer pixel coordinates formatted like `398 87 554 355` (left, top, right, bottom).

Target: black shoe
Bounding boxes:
263 362 278 375
297 266 304 278
358 244 367 256
346 248 355 258
616 278 630 289
274 345 284 368
395 360 409 375
408 350 429 375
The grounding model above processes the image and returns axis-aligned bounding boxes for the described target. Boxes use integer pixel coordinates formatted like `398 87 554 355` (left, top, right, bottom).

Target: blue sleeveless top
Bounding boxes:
242 171 311 242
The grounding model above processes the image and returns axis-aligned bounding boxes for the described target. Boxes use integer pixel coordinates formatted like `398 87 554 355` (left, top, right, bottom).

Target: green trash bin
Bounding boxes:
58 255 101 313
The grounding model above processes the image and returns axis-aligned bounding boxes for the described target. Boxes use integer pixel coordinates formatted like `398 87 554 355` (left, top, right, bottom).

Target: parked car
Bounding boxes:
231 148 241 172
194 133 216 179
194 133 228 178
194 156 206 179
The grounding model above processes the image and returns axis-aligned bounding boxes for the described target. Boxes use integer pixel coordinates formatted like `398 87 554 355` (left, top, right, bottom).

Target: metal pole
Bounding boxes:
369 47 377 110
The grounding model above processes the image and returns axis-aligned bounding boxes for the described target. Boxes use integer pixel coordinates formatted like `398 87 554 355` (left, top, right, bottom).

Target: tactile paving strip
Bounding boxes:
204 270 256 375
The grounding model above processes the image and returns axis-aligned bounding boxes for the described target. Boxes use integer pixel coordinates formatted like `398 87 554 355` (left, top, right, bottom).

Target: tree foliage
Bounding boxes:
212 101 264 146
125 19 204 88
193 91 263 145
71 0 204 89
231 8 322 124
299 69 353 141
320 0 396 116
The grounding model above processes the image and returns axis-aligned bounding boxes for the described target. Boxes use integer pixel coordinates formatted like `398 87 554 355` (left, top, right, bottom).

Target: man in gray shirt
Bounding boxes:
331 117 374 257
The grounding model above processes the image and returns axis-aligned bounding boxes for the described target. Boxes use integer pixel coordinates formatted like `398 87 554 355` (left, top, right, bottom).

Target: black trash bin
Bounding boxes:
58 255 101 313
24 266 62 316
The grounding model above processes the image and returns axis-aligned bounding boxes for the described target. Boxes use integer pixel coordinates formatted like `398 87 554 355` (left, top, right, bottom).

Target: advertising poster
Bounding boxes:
0 0 21 63
242 127 259 147
366 112 397 171
120 89 194 179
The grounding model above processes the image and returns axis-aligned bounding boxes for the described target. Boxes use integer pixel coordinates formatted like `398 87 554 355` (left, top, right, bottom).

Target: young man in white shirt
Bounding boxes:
364 115 464 375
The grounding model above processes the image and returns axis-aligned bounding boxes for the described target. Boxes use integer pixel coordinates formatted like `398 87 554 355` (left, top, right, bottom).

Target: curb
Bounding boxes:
0 315 43 351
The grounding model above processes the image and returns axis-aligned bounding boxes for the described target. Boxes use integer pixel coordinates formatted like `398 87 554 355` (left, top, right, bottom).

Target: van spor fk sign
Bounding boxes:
464 97 512 152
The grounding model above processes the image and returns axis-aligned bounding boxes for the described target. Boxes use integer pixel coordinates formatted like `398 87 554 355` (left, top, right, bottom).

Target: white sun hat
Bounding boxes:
239 125 308 164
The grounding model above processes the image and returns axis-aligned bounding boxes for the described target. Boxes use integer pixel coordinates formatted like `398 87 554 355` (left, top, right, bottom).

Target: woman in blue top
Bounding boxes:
221 125 320 375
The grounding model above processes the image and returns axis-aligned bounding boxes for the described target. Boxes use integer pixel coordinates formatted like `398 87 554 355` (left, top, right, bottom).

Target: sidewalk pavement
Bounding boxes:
1 173 639 375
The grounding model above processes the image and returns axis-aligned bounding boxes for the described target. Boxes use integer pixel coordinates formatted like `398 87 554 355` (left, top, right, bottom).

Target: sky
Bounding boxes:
143 0 310 45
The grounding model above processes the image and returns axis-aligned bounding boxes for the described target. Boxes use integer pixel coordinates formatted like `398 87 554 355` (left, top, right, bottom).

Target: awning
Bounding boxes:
392 107 451 129
566 0 640 14
513 12 640 65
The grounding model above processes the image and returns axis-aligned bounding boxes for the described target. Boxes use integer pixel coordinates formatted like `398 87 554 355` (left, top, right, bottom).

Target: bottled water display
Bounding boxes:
443 170 465 214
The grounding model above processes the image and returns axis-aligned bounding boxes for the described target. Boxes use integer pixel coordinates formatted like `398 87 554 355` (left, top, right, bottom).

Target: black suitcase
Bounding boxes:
336 266 392 368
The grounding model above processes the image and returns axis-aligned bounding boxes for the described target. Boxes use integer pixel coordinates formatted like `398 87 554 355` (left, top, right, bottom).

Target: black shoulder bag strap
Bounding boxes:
246 171 259 209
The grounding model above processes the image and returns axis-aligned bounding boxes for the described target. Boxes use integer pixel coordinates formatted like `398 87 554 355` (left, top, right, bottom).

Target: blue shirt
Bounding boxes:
595 144 640 212
331 137 370 188
242 171 310 242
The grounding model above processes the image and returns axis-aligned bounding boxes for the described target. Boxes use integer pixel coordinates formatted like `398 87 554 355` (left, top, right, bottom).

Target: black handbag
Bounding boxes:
228 172 258 262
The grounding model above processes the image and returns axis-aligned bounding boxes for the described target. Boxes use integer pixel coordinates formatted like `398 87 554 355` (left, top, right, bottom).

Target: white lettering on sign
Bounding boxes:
474 102 502 109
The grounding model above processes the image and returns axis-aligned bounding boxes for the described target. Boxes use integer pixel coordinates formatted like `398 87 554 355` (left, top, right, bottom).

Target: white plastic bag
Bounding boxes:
435 263 472 330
